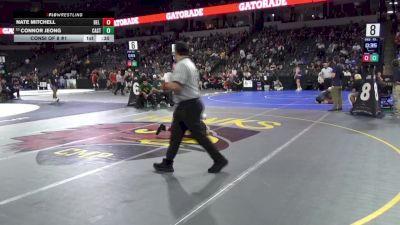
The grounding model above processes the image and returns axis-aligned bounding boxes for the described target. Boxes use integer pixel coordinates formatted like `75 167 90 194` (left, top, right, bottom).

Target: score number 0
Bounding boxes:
102 18 114 26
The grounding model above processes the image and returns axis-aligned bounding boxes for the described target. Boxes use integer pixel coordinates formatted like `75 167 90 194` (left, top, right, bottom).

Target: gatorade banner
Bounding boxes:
351 75 381 117
115 0 325 26
127 82 140 107
0 0 326 35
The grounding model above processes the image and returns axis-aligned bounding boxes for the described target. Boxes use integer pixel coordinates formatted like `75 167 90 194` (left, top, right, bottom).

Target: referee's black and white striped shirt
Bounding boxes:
170 57 200 103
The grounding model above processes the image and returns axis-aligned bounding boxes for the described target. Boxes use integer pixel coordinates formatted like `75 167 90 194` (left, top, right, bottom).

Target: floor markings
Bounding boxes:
173 113 329 225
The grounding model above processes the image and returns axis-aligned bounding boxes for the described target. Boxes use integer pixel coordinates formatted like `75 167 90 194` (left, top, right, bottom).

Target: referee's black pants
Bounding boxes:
166 98 225 162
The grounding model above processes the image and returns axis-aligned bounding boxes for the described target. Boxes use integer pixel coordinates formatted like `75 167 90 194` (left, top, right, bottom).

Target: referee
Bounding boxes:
153 42 228 173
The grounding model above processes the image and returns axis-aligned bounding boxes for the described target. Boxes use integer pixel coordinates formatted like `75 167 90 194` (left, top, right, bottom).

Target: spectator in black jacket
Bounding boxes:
329 57 344 111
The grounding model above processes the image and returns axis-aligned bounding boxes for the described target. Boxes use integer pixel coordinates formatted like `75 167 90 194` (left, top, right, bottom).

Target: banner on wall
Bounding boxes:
0 0 326 35
115 0 326 26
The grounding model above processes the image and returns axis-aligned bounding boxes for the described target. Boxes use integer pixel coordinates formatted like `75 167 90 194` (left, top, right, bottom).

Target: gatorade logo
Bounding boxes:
166 8 204 20
114 17 139 26
239 0 288 11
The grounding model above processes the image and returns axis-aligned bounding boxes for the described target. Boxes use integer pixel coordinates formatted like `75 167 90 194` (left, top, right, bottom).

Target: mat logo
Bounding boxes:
138 115 281 130
10 122 260 165
113 128 221 148
54 148 114 159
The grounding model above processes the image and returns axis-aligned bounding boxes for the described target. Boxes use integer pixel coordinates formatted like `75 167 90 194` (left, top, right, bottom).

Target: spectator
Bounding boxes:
274 79 283 91
137 79 156 109
395 32 400 50
329 56 344 111
109 70 117 90
393 60 400 118
12 76 21 99
294 65 302 91
48 73 59 103
114 70 125 95
59 75 66 89
318 62 333 90
232 76 243 91
0 77 8 101
91 69 99 90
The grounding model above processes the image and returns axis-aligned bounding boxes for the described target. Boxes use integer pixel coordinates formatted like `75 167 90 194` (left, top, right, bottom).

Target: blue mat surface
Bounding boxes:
202 90 352 111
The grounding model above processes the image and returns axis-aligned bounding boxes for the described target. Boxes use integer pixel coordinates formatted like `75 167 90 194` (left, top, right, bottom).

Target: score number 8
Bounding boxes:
370 25 376 36
360 83 379 101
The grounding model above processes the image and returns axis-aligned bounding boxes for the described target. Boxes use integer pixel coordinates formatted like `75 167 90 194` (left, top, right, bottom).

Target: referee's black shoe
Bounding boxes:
156 124 166 135
208 158 228 173
153 158 174 173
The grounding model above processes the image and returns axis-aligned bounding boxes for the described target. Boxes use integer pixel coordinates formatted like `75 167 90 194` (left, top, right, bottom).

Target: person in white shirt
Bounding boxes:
318 63 333 90
274 79 283 91
344 70 352 77
232 68 237 76
246 53 252 60
244 71 251 79
240 50 246 60
294 66 302 91
114 70 125 95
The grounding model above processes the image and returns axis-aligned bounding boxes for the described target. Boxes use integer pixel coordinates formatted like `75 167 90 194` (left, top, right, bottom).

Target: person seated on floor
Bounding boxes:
232 76 243 91
273 79 283 91
151 74 173 107
223 77 232 91
12 76 21 99
376 71 391 95
316 87 333 104
0 77 8 101
136 78 157 109
348 73 363 106
3 75 15 100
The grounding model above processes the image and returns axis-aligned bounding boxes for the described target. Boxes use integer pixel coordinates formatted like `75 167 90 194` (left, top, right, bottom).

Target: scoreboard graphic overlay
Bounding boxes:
13 12 114 42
